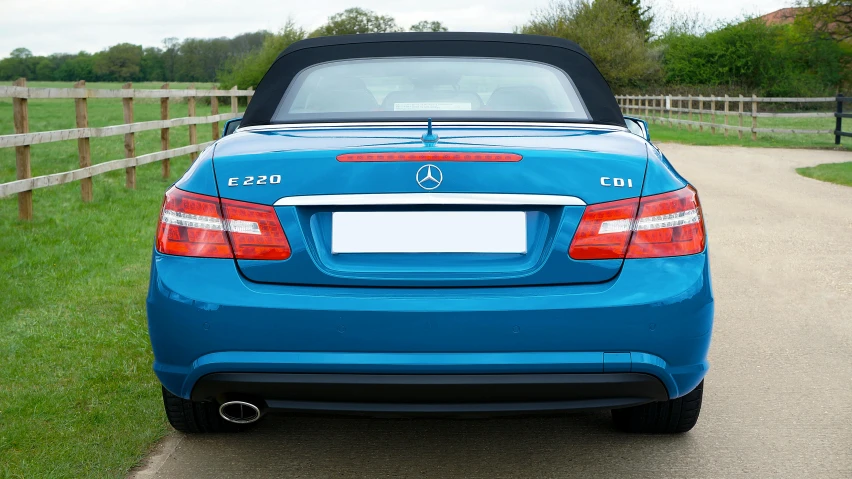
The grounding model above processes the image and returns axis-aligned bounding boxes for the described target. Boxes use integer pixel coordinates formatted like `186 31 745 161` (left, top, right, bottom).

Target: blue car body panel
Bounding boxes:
147 123 712 409
147 249 712 401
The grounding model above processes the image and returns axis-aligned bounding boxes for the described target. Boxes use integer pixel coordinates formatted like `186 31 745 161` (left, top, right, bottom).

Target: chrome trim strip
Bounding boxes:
238 121 626 133
274 193 586 207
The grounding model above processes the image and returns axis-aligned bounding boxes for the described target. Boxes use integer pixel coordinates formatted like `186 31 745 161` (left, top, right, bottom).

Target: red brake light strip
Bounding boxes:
337 152 522 162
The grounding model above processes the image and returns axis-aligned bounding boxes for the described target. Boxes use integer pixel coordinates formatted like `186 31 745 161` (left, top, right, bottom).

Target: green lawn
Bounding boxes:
0 83 243 478
797 162 852 187
629 111 850 151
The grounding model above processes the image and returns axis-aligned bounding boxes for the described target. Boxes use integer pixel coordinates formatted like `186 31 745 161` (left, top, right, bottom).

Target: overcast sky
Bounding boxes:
0 0 794 58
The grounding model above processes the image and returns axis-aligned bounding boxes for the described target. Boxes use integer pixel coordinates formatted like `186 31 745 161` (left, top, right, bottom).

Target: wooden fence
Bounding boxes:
836 95 851 145
615 94 838 141
1 79 254 220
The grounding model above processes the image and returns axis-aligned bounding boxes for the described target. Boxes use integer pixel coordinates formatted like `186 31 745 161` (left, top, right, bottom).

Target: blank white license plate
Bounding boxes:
331 211 527 254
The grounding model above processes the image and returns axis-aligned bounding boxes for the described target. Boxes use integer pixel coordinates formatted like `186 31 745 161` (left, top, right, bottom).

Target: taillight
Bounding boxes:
156 187 291 260
568 186 705 260
568 197 639 260
220 199 291 260
157 188 232 258
626 186 705 259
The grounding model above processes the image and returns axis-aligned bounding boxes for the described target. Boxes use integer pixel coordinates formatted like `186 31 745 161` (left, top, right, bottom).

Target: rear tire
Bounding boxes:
162 387 252 434
611 380 703 434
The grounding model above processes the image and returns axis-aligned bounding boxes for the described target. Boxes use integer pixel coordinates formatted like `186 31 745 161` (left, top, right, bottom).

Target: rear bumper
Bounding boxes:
192 372 669 413
147 251 713 406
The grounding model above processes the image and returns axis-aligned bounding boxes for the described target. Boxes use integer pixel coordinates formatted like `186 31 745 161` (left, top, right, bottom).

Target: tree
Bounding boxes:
614 0 654 41
797 0 852 42
410 21 449 32
218 21 306 89
176 37 232 82
54 52 94 81
310 8 401 37
10 48 32 59
35 58 55 80
656 17 849 96
0 49 35 79
520 0 660 88
141 47 165 81
162 37 180 81
93 43 143 81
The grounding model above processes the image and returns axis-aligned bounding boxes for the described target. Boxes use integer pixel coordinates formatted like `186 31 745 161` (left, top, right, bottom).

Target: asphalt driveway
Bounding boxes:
132 144 852 479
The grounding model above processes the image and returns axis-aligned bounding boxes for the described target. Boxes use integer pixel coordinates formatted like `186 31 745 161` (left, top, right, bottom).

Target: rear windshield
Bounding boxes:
272 57 590 123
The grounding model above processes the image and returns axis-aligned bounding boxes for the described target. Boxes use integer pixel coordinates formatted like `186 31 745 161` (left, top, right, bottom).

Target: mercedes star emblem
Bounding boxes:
416 164 443 190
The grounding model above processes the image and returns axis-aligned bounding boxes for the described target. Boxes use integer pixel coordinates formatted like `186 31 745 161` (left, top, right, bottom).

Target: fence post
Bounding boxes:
121 83 136 189
738 95 744 140
667 95 672 127
161 83 170 178
687 95 693 132
12 78 32 220
659 95 664 125
651 96 663 125
211 91 220 141
836 94 843 145
74 80 92 202
724 95 730 138
751 94 758 141
710 96 716 135
230 86 238 115
644 96 649 119
247 86 253 106
188 83 198 162
677 98 682 130
698 95 704 132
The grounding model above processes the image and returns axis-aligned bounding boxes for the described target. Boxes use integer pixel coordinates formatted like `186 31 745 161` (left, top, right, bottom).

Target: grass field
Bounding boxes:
797 162 852 186
636 112 850 151
0 82 242 478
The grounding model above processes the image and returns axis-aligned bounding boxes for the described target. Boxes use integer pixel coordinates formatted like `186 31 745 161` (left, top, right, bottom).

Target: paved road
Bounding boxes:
133 144 852 479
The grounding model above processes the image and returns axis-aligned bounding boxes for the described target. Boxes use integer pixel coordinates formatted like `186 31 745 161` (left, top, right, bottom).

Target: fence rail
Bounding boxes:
615 94 842 140
1 78 254 220
0 86 254 99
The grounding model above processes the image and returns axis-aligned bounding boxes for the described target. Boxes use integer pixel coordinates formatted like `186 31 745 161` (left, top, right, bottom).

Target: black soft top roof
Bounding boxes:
240 32 624 128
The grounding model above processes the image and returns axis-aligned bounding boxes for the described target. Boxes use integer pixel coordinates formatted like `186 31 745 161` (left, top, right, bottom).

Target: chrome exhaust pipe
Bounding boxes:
219 400 264 424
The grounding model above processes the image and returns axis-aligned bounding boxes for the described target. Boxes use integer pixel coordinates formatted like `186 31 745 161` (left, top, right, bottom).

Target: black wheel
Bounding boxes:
611 380 704 434
161 387 252 433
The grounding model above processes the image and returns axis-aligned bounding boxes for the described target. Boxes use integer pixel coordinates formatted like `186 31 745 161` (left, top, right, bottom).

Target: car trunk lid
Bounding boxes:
211 125 647 287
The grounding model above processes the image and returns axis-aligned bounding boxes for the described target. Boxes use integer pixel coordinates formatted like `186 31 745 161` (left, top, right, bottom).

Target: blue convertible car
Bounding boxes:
147 33 713 434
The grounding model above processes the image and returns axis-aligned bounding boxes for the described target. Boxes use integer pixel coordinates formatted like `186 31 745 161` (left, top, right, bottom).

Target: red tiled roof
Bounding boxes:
758 7 806 25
